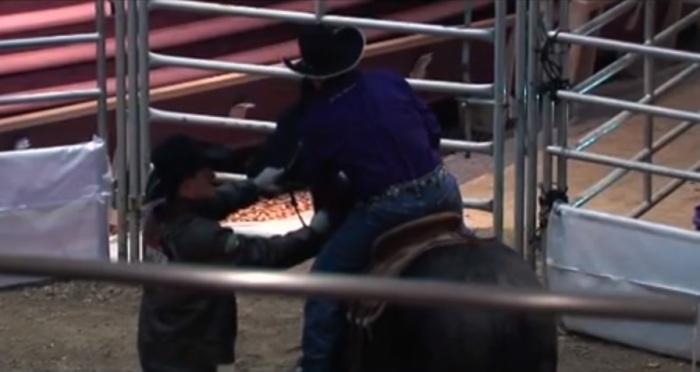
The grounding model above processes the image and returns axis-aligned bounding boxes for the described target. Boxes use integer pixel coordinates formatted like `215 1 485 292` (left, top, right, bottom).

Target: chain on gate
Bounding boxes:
527 21 572 253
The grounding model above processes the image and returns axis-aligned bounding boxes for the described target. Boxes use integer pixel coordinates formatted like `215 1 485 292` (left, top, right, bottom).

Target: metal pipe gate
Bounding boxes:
0 3 109 135
2 0 700 332
129 0 510 254
530 0 700 279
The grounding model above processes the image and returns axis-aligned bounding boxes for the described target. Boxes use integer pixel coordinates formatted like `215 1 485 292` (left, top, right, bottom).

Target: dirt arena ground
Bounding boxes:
2 70 700 371
0 278 692 372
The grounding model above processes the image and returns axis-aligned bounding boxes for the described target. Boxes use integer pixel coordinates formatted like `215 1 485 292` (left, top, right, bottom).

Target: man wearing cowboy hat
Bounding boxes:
283 25 467 371
137 134 334 372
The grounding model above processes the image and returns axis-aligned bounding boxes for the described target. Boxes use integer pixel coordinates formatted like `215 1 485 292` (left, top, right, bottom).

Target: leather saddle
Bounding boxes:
348 212 476 327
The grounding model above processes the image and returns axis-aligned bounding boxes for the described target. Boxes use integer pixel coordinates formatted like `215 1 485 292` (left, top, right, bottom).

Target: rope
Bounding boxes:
289 190 307 227
529 186 569 246
536 22 571 102
283 144 308 227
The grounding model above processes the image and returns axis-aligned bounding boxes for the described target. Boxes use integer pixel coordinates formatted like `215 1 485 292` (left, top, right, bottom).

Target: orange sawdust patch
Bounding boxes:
226 192 313 222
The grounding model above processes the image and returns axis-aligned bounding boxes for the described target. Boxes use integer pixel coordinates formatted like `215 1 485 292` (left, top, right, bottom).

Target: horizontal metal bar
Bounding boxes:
459 98 497 106
551 31 700 64
573 0 638 36
557 90 700 123
0 254 695 324
151 108 495 154
547 146 700 183
151 108 276 133
149 53 494 97
574 119 696 208
0 32 99 51
149 0 494 41
439 138 492 154
462 198 492 212
574 7 700 94
574 62 700 150
0 89 101 106
629 158 700 218
215 172 246 182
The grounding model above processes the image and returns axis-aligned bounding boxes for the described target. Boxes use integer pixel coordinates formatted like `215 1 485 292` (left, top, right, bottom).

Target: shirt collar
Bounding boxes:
319 70 360 99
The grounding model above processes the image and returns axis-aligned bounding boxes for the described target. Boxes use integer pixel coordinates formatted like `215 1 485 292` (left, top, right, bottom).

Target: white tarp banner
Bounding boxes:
546 204 700 360
0 139 111 288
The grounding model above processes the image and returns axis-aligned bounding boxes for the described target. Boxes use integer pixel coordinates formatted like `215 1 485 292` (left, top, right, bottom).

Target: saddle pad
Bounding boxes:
348 231 470 327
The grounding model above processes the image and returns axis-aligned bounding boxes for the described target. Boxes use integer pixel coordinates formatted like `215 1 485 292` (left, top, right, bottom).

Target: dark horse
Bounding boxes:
211 81 559 372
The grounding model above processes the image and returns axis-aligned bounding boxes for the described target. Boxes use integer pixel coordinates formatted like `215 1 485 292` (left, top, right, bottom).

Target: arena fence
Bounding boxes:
1 0 700 354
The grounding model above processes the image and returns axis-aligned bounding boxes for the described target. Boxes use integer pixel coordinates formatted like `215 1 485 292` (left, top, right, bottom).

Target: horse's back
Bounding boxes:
404 238 542 287
369 240 558 372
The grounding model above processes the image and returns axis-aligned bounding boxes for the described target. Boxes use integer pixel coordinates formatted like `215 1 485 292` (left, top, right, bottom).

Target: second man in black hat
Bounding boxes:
137 134 334 372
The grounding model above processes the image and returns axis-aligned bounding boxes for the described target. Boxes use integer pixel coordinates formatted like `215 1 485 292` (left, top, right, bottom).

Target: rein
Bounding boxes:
282 143 308 227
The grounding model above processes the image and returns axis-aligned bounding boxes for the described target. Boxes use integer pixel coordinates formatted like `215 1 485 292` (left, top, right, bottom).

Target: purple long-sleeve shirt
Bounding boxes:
298 69 442 200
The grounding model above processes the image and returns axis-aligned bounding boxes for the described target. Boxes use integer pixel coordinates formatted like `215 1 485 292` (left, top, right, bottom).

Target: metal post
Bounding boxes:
491 0 507 239
314 0 325 21
525 0 541 268
512 0 528 256
138 0 152 217
459 0 474 156
555 0 570 190
114 0 128 262
94 0 109 143
127 0 141 263
642 0 655 205
541 0 555 195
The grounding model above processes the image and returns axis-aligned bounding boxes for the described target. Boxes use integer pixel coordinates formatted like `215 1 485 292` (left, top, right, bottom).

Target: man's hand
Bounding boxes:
251 167 286 196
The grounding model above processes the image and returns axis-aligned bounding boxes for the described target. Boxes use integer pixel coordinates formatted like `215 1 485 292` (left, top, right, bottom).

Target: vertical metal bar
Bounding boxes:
114 0 128 262
94 0 109 143
460 0 474 155
127 0 141 263
513 0 528 256
491 0 507 239
314 0 325 21
555 0 570 190
538 0 556 279
525 0 541 268
541 1 554 191
642 0 655 204
138 0 152 247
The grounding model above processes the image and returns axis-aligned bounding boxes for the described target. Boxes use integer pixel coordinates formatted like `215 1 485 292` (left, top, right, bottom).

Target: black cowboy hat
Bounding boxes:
283 24 366 79
146 134 223 201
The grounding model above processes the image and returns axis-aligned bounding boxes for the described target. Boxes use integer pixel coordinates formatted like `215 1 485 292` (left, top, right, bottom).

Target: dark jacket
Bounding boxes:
137 180 326 371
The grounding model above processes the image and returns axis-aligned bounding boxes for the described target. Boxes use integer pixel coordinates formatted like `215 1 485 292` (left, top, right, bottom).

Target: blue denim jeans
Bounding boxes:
299 166 465 372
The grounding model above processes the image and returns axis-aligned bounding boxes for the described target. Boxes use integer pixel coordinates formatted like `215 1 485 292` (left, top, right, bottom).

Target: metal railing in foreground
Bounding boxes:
0 254 696 324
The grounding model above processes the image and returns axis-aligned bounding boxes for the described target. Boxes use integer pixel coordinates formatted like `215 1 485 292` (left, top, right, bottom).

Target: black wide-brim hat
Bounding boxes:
283 25 366 79
146 134 228 201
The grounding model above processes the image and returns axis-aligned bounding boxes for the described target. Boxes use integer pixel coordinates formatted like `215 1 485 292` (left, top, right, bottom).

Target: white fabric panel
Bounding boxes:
0 139 111 288
546 204 700 360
